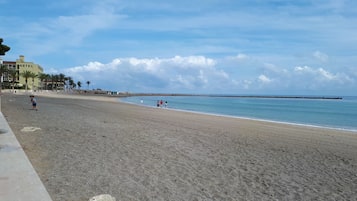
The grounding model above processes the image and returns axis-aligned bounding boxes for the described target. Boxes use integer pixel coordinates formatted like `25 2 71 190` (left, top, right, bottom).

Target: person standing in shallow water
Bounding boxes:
30 95 38 110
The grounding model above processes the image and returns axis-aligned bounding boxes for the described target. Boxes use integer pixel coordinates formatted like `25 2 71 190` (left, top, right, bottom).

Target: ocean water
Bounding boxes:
120 95 357 132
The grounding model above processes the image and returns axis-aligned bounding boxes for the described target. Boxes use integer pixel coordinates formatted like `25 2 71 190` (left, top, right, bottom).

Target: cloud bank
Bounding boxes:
64 55 356 95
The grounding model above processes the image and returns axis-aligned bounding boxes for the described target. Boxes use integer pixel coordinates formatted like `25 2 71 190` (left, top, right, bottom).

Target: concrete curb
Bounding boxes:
0 112 52 201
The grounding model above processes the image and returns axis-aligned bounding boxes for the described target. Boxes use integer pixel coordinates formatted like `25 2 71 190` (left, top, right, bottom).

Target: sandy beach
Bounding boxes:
1 92 357 201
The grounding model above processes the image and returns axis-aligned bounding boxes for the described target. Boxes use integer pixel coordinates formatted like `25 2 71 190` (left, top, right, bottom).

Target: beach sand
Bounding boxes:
2 92 357 201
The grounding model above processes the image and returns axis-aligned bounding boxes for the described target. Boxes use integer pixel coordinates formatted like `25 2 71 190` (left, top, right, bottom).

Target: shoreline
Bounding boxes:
5 90 356 132
148 106 357 133
119 98 357 133
126 93 344 100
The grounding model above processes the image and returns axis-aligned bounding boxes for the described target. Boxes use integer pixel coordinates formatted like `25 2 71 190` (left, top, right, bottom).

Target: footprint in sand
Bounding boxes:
21 127 41 132
89 194 116 201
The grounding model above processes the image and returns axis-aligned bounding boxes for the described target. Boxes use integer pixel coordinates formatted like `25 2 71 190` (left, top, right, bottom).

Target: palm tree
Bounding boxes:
86 80 90 90
77 81 82 90
50 74 59 90
64 76 70 92
67 77 74 91
58 73 65 91
8 69 18 92
50 74 55 90
21 70 32 92
29 72 37 91
0 64 8 93
38 73 49 91
0 38 10 91
0 38 11 56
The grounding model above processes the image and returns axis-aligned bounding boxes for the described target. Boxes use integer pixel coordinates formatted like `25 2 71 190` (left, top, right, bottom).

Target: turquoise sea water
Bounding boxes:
120 95 357 132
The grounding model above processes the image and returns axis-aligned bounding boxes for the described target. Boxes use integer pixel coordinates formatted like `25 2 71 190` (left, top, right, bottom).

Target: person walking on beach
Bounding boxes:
30 95 38 110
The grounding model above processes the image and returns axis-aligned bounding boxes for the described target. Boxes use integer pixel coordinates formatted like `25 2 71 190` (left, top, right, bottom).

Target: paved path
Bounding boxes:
0 111 52 201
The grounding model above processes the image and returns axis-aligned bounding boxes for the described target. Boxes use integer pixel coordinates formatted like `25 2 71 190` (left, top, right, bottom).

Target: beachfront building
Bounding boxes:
1 60 18 89
42 75 65 91
17 55 43 90
1 55 43 90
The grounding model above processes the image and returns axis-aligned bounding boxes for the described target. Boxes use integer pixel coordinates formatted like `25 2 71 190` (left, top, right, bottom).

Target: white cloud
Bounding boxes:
67 61 111 73
293 65 354 87
317 68 335 80
313 51 329 62
171 75 196 89
64 55 229 92
294 66 335 81
225 53 250 62
128 57 162 73
236 54 249 60
258 75 272 83
242 80 252 90
294 66 313 73
263 63 288 75
61 55 356 95
169 56 216 68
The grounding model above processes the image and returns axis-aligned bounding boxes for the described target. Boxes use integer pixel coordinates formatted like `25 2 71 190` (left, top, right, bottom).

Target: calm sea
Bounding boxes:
120 95 357 132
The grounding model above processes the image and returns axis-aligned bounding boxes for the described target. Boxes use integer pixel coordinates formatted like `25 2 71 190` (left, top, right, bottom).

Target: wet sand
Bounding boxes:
2 92 357 201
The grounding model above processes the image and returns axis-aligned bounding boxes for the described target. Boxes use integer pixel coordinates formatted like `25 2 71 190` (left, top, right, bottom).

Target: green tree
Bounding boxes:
77 81 82 90
67 77 74 91
0 38 11 93
86 80 90 90
8 69 18 92
50 74 55 90
64 76 69 92
58 73 65 91
29 72 37 91
21 70 32 92
50 74 59 90
0 64 8 93
0 38 10 55
38 73 49 91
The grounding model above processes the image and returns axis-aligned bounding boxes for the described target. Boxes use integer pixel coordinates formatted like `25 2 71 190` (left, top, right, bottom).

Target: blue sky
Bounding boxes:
1 0 356 95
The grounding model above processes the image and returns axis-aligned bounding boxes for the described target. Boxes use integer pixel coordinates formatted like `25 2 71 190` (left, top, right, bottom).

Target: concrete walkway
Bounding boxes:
0 111 52 201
